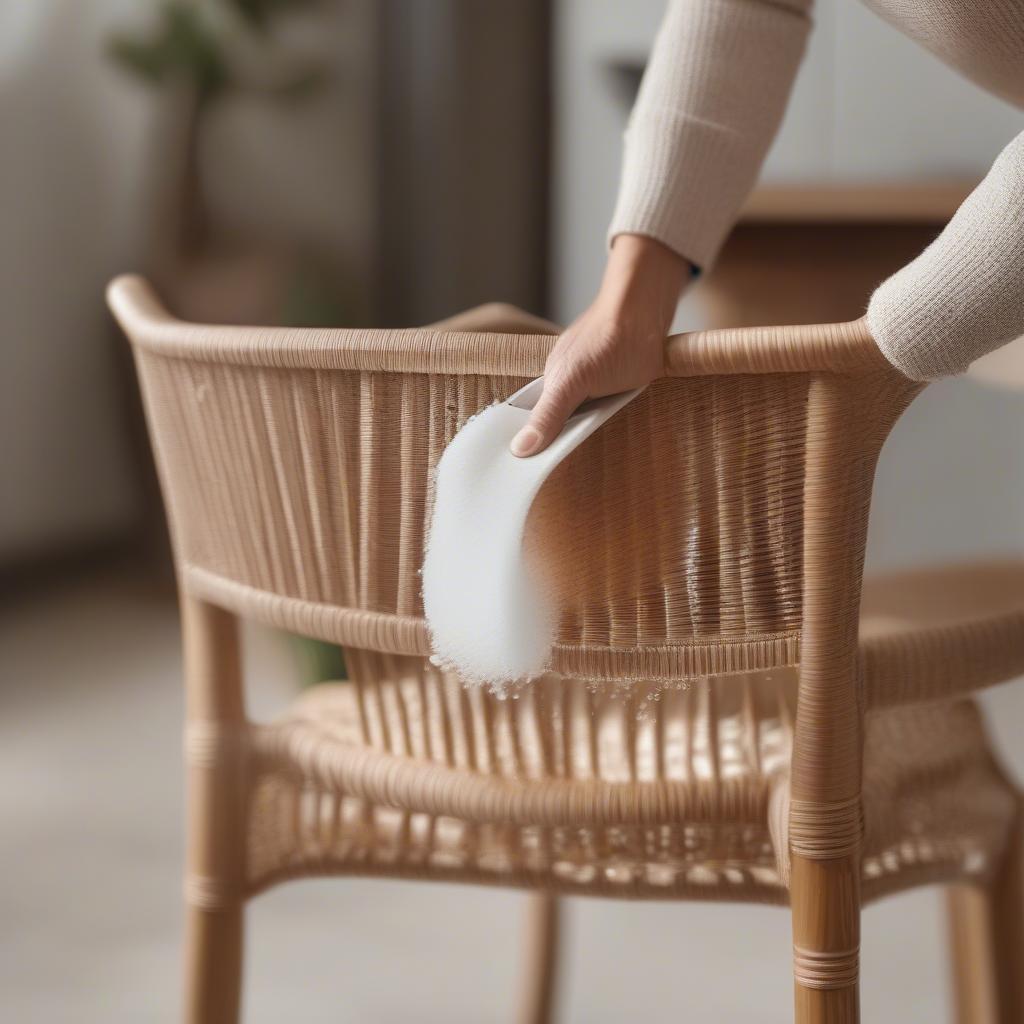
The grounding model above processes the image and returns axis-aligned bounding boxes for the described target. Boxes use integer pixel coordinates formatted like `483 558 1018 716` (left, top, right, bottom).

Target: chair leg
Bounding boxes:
947 811 1024 1024
181 597 248 1024
791 854 861 1024
517 893 562 1024
185 905 244 1024
990 813 1024 1024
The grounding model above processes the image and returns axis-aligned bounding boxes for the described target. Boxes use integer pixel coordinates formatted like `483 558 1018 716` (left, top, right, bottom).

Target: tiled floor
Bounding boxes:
3 567 1023 1022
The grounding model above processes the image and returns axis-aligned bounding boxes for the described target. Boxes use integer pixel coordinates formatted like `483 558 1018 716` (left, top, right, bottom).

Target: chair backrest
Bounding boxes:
109 276 909 681
108 274 920 796
112 272 935 979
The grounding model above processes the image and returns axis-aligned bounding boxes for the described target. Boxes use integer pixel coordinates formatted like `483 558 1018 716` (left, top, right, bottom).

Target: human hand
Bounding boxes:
510 234 692 457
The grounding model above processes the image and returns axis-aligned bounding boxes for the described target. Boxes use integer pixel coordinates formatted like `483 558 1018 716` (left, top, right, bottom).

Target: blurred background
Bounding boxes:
1 0 1022 1020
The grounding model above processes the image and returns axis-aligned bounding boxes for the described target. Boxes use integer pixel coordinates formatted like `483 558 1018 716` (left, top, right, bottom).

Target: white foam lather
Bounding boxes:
422 378 643 687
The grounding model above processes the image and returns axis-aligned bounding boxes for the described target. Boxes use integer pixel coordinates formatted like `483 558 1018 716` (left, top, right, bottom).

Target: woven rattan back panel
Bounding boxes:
138 354 513 614
134 341 811 678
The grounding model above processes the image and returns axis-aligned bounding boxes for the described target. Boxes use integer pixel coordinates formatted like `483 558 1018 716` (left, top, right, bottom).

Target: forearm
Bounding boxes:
867 131 1024 381
609 0 814 272
597 234 693 332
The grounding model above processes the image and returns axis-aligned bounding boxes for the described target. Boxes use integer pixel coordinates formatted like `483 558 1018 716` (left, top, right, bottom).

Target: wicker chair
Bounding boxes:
107 275 1024 1024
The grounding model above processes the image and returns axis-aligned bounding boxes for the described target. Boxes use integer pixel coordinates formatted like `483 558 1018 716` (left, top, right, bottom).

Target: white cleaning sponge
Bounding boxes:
422 379 641 688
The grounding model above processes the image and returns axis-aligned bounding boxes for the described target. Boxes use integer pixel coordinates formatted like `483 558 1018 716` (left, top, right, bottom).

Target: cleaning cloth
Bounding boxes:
422 379 642 687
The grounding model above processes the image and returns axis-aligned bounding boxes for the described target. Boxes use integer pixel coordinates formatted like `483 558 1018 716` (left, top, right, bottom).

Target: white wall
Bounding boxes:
0 0 378 563
0 1 149 562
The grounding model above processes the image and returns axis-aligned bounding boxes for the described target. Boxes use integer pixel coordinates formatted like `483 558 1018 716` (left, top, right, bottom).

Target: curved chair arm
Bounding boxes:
665 318 895 377
107 275 556 376
861 562 1024 709
108 274 893 380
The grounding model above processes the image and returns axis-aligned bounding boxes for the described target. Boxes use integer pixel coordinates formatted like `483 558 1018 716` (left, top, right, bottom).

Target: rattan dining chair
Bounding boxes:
108 275 1024 1024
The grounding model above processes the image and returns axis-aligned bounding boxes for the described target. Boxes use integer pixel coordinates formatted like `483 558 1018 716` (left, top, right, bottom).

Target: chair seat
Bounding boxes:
861 560 1024 707
245 559 1022 906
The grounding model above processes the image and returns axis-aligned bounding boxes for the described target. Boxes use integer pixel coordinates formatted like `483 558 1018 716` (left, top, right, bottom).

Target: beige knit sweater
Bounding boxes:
609 0 1024 380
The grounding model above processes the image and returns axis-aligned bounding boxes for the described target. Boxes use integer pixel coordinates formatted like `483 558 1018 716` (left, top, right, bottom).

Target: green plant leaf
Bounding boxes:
107 0 332 103
106 36 172 84
106 1 233 103
162 2 231 102
228 0 324 33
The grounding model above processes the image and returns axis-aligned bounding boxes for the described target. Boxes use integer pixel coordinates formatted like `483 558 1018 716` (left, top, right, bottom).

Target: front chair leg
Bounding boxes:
181 597 248 1024
791 854 861 1024
185 902 244 1024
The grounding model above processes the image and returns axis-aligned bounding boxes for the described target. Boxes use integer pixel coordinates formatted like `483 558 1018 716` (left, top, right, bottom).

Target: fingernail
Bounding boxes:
510 427 540 457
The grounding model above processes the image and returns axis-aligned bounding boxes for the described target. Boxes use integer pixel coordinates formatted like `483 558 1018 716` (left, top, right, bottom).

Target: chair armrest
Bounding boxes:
665 318 894 377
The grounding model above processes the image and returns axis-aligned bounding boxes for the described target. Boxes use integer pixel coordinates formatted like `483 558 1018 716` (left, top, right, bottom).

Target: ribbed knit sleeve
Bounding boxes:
867 130 1024 380
608 0 814 271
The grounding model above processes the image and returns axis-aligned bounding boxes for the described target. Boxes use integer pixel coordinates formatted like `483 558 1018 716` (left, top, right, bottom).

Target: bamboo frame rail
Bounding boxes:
109 274 887 376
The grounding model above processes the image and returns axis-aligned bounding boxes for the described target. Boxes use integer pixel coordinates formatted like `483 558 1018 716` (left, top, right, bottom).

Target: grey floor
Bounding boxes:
4 567 1024 1023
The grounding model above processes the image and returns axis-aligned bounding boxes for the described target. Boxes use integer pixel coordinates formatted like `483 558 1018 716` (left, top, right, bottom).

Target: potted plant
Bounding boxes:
109 0 349 684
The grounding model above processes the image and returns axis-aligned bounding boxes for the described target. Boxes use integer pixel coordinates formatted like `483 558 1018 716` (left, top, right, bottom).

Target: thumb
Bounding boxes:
509 373 586 457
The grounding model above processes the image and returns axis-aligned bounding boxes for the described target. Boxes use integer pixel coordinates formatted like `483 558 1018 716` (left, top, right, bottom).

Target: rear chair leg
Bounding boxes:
518 893 562 1024
947 802 1024 1024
